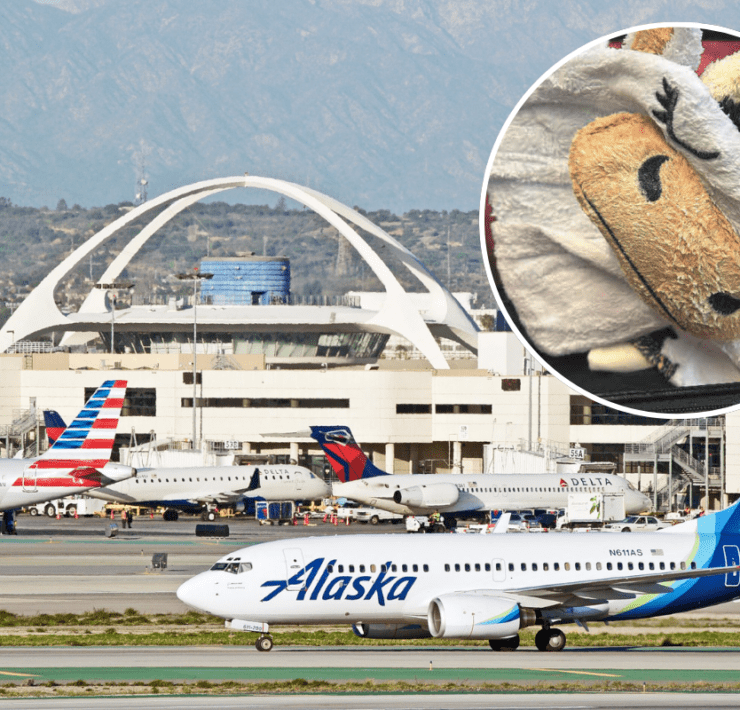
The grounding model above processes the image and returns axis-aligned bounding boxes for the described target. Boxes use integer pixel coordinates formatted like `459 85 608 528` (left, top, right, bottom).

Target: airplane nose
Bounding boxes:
177 574 207 611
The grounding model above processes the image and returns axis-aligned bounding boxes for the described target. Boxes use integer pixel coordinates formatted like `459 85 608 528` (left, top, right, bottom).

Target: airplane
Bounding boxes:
1 380 135 532
309 425 651 528
176 499 740 653
43 411 331 520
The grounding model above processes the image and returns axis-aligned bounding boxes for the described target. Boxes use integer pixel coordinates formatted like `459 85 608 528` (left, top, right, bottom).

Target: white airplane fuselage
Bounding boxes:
88 464 330 508
334 472 651 517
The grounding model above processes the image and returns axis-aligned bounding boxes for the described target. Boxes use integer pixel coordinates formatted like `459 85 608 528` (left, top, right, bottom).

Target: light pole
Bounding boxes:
94 282 134 354
175 269 213 450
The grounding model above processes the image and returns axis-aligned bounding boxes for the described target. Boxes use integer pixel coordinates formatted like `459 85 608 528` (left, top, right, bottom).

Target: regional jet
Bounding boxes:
310 426 650 527
45 411 330 520
1 381 135 531
177 500 740 652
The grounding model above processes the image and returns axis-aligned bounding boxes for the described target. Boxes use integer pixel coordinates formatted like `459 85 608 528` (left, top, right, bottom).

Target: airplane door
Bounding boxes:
295 471 304 492
491 558 506 582
723 545 740 587
22 468 37 493
284 548 306 590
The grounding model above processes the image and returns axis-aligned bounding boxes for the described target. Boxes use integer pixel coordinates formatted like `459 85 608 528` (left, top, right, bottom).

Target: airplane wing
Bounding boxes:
500 563 740 607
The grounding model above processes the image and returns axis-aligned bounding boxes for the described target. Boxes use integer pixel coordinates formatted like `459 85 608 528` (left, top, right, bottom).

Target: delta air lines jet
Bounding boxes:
43 411 330 520
177 500 740 652
310 425 650 525
0 381 135 527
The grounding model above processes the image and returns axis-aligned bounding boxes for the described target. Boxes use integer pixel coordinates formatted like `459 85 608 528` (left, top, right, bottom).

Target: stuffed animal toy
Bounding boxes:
487 26 740 395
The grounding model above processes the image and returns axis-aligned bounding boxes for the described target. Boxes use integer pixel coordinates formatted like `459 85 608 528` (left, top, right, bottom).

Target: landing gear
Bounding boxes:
488 634 520 651
255 634 273 652
163 509 179 521
200 509 217 521
535 627 566 652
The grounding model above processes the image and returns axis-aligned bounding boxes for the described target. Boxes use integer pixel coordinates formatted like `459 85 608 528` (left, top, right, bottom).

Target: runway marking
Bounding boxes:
531 669 622 678
0 671 40 677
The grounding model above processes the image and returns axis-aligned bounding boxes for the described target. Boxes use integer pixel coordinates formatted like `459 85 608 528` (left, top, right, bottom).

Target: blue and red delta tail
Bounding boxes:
309 426 388 483
28 380 127 480
43 410 66 445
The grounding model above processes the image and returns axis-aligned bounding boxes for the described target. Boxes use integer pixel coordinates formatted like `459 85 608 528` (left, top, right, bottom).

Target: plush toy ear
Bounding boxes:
569 111 740 340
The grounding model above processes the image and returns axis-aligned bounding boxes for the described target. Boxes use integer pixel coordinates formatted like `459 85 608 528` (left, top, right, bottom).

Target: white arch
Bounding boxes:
0 176 478 368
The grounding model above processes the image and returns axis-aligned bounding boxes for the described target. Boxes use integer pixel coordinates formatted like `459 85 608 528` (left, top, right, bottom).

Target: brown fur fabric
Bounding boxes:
569 112 740 340
630 28 674 55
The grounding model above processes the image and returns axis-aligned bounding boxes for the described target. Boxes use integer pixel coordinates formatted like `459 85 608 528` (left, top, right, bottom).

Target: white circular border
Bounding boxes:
479 21 740 421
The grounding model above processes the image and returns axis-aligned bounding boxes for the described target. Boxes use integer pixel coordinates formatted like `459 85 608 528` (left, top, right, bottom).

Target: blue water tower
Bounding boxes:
200 255 291 305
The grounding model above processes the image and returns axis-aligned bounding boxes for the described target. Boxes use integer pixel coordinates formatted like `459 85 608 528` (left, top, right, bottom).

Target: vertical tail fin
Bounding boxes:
42 410 67 446
30 380 127 475
309 425 389 483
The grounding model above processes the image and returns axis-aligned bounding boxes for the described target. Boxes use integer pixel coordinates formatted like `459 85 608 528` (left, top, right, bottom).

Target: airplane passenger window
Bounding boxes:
543 563 549 571
413 564 419 572
554 563 559 571
391 564 397 572
691 562 697 569
381 564 387 573
475 563 480 572
455 564 461 572
359 565 365 573
564 563 570 571
638 562 644 571
464 564 470 572
649 562 654 570
585 562 591 571
423 564 429 572
575 563 580 571
606 562 612 571
532 563 538 571
484 563 491 572
327 565 334 573
680 562 686 570
370 565 376 573
617 562 623 571
628 562 633 570
508 563 514 571
521 563 527 571
349 565 355 573
338 565 344 573
670 562 676 570
596 562 601 571
495 563 501 571
401 564 408 573
445 564 450 572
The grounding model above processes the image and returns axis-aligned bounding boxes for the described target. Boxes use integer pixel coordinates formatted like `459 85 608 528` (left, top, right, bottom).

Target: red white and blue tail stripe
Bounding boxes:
27 380 127 480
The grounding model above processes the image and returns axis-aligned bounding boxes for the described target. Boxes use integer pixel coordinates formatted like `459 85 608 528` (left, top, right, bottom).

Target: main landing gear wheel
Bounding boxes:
535 628 566 652
255 635 273 652
488 634 520 652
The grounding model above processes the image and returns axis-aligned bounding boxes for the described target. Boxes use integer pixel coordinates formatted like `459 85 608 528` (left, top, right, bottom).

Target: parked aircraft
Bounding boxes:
45 411 331 520
177 500 740 652
309 426 650 527
1 380 134 531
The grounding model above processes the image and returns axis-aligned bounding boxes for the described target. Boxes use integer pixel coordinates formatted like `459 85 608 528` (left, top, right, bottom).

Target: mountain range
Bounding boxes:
1 1 740 211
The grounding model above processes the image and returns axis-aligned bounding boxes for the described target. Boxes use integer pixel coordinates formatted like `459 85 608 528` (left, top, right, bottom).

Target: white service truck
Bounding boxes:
556 491 626 530
27 495 107 518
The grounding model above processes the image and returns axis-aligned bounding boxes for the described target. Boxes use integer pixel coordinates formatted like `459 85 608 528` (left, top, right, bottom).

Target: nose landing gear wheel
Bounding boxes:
535 628 566 652
255 635 273 652
488 634 520 651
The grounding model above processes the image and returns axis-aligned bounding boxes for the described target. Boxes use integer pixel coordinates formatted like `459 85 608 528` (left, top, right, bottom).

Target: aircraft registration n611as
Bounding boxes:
177 500 740 653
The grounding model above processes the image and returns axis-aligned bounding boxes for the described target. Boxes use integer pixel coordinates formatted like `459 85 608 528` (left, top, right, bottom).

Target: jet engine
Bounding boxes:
392 483 459 508
100 462 137 482
428 594 537 639
352 623 431 640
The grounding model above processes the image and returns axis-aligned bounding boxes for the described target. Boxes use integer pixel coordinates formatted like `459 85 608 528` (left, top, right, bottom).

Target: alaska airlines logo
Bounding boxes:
260 557 416 606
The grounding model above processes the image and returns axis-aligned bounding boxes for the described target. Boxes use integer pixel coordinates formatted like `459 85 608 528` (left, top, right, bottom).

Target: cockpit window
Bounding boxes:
210 562 228 571
210 559 252 574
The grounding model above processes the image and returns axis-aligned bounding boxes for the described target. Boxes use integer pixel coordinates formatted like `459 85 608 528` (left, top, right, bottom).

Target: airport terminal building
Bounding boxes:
0 176 738 511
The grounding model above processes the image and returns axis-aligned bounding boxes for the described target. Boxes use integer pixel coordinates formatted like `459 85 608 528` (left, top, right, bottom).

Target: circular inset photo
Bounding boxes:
482 23 740 416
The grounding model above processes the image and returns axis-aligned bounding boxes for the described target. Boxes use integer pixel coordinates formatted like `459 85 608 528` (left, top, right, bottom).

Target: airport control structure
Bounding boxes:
0 175 739 513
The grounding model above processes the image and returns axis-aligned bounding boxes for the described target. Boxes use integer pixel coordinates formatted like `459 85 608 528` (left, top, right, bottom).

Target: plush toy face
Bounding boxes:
570 112 740 340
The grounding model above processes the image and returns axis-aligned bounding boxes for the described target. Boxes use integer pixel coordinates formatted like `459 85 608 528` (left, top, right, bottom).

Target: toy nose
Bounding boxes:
708 292 740 316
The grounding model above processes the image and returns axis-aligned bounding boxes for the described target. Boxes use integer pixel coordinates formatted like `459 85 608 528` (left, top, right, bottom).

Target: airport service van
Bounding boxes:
27 495 107 518
556 491 627 529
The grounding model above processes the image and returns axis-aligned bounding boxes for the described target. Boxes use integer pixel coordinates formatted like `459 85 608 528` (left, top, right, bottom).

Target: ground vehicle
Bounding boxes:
605 515 672 532
556 492 628 529
354 507 403 525
27 495 106 518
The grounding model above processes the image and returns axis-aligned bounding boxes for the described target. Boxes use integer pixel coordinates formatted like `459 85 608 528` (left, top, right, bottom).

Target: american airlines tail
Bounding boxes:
309 426 389 483
29 380 128 483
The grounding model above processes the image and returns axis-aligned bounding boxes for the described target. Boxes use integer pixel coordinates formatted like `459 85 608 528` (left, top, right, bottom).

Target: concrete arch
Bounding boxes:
0 176 478 368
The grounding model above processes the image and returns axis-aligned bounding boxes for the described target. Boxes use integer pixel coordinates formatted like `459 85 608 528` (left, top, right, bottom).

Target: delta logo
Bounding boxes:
559 479 568 487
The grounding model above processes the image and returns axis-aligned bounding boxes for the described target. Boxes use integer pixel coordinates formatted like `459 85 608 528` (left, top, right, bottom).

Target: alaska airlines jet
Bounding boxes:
310 426 650 525
45 411 330 520
1 381 134 526
177 500 740 652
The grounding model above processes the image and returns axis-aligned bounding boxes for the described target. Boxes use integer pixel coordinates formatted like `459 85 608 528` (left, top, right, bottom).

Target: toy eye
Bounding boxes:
709 292 740 316
638 154 669 202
